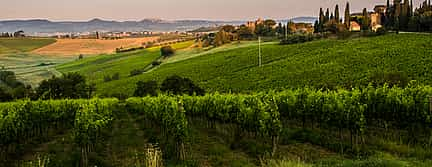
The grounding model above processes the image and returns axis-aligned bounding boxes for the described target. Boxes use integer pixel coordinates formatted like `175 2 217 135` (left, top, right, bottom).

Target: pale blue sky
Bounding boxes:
0 0 423 21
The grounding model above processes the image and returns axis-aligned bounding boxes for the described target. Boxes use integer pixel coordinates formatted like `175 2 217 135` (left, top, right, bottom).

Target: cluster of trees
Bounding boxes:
386 0 432 32
0 71 95 102
35 73 95 100
0 71 33 102
316 0 432 33
200 20 289 47
315 3 352 33
0 31 25 38
0 32 13 38
134 75 205 97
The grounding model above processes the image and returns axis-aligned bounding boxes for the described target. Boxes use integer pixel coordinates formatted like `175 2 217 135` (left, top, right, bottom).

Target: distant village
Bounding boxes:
316 0 432 33
1 0 431 40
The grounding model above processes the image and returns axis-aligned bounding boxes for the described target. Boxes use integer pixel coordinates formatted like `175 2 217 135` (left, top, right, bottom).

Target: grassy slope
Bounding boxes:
57 41 194 83
0 38 56 54
79 34 431 96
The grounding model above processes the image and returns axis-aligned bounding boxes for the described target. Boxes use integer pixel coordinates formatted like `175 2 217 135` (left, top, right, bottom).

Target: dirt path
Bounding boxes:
20 131 71 162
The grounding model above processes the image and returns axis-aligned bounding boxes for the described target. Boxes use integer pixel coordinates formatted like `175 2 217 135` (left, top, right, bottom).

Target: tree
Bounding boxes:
214 30 230 46
161 75 205 96
325 8 330 22
319 8 325 25
0 87 13 102
345 2 351 28
237 25 254 39
161 46 175 57
319 8 325 32
221 25 236 33
276 22 284 36
13 30 25 37
35 73 92 99
401 0 410 29
134 80 158 97
12 85 34 100
0 70 24 88
264 19 277 28
362 8 370 30
314 20 320 33
335 4 340 23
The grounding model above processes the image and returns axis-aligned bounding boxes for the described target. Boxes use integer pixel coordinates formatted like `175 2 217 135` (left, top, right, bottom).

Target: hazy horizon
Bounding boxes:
0 0 424 21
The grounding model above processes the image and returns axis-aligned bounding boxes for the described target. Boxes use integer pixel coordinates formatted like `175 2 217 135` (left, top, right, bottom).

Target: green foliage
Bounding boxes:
0 70 34 100
125 95 188 160
89 34 432 96
0 38 56 54
0 98 118 164
116 46 145 53
35 73 94 100
0 87 13 102
161 46 175 57
133 80 158 97
57 41 194 85
280 34 322 45
161 75 205 96
130 69 143 77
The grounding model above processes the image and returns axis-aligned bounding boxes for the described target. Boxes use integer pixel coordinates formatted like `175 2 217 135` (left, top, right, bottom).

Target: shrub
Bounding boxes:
369 71 410 88
152 60 162 66
130 69 143 77
133 80 158 97
116 46 144 53
78 54 84 60
280 34 322 45
0 87 13 102
35 73 93 99
336 31 354 40
376 27 387 36
161 46 175 57
111 73 120 80
103 75 112 82
161 75 205 96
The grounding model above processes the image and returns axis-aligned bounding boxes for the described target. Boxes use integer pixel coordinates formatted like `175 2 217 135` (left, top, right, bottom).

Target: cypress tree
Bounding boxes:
410 0 413 17
325 8 330 22
395 0 401 17
362 8 370 30
319 8 324 25
345 2 350 27
335 4 340 23
401 0 409 29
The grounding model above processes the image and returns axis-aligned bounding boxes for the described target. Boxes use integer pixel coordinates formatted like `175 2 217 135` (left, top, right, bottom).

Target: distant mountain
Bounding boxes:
0 19 243 35
0 17 317 35
278 17 318 24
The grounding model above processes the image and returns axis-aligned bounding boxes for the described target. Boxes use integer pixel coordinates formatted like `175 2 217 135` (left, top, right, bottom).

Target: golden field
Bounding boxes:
32 36 160 56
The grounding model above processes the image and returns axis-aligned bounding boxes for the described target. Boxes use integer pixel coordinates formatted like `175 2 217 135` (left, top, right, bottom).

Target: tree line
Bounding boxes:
0 31 26 38
0 69 205 102
199 20 293 47
0 71 94 102
386 0 432 32
315 0 432 33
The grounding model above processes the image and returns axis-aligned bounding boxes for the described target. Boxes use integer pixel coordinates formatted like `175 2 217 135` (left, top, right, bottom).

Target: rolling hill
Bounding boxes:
0 38 56 54
57 34 432 96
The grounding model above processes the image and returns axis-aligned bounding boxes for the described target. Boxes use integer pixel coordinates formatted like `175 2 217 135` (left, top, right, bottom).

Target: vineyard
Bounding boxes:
2 84 432 166
69 33 432 96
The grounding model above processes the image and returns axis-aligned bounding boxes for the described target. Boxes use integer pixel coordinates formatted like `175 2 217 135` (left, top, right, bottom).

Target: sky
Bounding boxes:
0 0 424 21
